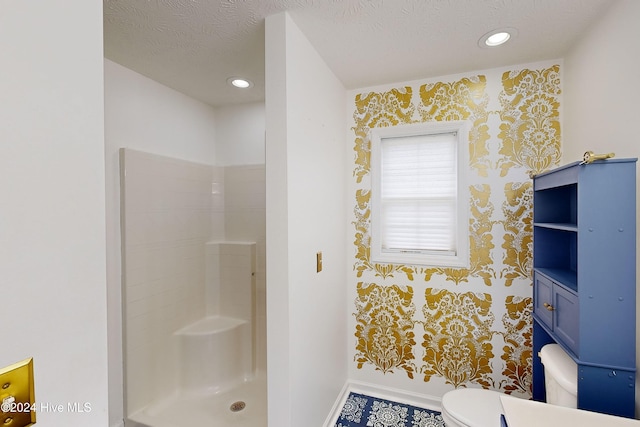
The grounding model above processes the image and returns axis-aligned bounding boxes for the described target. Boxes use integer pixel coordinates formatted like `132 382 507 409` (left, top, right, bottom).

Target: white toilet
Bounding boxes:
440 343 577 427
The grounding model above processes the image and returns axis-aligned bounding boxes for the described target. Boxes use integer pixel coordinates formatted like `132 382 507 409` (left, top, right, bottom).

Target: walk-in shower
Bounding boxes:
119 149 266 427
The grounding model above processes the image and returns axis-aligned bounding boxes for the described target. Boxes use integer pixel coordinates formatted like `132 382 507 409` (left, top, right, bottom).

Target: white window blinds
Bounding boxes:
380 132 458 255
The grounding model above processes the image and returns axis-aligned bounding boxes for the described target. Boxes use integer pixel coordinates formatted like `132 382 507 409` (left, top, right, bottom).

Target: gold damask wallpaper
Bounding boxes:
349 63 561 398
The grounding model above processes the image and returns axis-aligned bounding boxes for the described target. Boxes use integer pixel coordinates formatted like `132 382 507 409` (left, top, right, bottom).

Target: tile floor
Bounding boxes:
334 391 445 427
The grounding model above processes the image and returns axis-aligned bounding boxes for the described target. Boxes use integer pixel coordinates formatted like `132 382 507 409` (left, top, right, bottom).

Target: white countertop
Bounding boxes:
500 395 640 427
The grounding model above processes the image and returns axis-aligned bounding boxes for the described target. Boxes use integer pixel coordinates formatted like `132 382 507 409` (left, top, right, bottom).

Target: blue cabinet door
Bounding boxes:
534 272 553 328
553 285 579 354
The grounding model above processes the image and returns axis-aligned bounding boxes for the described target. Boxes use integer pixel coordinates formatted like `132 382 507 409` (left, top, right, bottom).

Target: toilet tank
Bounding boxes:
539 344 578 408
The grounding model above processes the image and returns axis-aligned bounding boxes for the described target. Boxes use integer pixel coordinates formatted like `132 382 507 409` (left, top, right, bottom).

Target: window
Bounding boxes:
370 121 469 267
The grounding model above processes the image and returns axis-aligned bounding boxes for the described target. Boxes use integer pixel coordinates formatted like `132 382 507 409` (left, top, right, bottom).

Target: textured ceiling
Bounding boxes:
104 0 616 107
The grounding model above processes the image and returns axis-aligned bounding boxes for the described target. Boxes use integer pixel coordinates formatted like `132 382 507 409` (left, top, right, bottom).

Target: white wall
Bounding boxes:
104 59 217 426
0 0 109 425
563 0 640 162
104 60 217 162
214 103 265 166
562 0 640 416
265 12 348 427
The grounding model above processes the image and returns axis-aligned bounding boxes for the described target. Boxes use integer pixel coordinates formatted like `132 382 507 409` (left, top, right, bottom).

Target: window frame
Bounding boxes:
369 121 470 268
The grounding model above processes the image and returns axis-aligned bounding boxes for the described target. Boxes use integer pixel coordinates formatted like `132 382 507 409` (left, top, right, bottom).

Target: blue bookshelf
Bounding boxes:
532 158 637 418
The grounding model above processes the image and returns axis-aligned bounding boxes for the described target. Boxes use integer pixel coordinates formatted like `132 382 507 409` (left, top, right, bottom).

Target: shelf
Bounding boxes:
534 222 577 232
533 227 577 275
533 183 577 224
534 268 577 293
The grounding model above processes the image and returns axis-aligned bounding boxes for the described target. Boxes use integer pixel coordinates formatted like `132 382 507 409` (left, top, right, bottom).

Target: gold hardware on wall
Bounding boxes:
0 358 36 426
316 251 322 273
581 151 615 164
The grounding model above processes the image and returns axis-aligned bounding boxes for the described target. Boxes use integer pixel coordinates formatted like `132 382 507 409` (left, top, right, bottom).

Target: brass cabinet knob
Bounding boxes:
543 302 555 311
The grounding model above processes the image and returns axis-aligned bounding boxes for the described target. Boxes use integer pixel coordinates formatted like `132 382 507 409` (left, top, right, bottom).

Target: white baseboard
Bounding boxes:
322 381 353 427
123 418 150 427
323 380 442 427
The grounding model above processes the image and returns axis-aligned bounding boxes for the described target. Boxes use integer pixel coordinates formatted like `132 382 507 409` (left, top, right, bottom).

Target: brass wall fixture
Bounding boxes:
0 358 36 427
316 251 323 273
581 151 615 164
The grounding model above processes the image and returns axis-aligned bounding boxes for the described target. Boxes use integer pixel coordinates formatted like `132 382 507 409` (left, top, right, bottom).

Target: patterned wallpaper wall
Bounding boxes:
348 62 561 398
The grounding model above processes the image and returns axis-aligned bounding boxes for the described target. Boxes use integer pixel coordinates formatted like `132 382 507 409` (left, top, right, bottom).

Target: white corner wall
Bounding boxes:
0 0 109 425
104 60 217 163
563 0 640 162
104 59 217 425
562 0 640 416
214 102 265 166
265 11 349 427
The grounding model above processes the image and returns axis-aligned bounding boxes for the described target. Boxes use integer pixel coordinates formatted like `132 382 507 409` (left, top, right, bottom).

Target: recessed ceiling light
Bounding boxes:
486 32 510 46
227 77 253 89
478 28 517 48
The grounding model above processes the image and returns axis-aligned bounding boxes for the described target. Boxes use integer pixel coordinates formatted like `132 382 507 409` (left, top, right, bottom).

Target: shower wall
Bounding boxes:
120 148 213 415
120 148 267 416
222 164 267 371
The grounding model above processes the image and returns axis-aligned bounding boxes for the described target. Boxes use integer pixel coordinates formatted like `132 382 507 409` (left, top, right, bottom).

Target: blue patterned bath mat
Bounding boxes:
335 392 445 427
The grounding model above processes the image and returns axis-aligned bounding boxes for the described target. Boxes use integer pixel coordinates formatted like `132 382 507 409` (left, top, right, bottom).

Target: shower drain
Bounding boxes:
230 401 246 412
